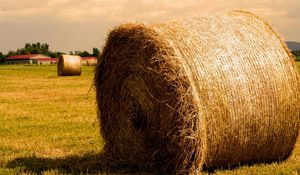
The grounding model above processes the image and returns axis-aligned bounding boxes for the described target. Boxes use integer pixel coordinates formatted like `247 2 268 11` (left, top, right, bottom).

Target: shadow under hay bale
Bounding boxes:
5 154 107 175
94 10 300 174
57 55 82 76
5 153 156 175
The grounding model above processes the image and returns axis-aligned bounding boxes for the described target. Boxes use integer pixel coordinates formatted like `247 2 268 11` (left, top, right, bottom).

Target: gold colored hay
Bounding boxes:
57 55 82 76
94 10 300 174
87 59 97 66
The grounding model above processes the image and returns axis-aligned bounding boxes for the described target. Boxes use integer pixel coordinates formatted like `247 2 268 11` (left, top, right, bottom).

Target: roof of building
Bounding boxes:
7 54 38 60
35 58 57 61
6 54 51 60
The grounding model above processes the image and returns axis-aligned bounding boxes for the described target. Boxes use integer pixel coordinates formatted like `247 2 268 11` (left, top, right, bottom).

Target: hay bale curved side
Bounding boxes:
87 59 97 66
57 55 82 76
94 10 300 174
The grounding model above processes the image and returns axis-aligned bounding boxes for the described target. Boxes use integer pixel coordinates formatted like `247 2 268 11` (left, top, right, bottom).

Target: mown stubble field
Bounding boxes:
0 63 300 175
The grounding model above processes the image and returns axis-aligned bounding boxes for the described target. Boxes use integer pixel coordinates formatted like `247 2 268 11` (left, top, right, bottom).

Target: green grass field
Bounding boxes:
0 63 300 175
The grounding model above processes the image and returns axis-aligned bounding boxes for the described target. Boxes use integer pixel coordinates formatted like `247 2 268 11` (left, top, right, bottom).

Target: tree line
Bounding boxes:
0 42 100 59
1 42 299 61
292 50 300 57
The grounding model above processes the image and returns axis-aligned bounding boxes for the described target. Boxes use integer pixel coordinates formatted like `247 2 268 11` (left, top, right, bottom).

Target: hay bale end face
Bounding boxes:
57 55 82 76
95 10 300 174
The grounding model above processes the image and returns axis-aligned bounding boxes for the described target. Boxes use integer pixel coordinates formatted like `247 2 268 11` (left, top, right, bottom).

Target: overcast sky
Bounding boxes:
0 0 299 53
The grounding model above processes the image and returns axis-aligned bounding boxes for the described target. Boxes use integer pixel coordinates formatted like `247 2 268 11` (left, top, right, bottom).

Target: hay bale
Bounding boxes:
57 55 82 76
94 10 300 174
87 59 97 66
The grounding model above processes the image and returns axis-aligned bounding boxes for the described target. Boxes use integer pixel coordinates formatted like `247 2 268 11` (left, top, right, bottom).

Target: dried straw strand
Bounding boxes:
94 10 300 174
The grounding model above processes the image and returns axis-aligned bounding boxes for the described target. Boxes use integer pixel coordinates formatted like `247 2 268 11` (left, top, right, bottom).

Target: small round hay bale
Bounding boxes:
57 55 82 76
95 10 300 174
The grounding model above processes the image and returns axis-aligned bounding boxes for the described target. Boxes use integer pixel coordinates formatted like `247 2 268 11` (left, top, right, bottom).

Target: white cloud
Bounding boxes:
0 0 299 53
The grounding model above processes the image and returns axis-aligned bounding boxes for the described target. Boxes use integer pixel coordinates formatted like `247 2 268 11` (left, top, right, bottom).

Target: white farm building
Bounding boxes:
4 54 57 65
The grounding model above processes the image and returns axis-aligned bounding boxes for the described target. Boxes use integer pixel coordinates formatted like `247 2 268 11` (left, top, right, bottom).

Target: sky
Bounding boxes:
0 0 299 53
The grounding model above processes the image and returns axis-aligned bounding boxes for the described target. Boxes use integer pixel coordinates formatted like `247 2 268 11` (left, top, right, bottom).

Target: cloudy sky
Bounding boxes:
0 0 299 53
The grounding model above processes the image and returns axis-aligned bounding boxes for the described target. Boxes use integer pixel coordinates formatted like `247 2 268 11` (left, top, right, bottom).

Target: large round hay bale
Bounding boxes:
57 55 82 76
94 10 300 174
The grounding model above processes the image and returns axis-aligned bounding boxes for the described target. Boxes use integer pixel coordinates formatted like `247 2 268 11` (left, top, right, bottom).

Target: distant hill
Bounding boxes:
286 41 300 51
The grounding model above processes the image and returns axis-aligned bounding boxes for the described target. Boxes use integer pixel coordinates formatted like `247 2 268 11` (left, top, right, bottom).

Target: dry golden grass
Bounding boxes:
0 65 104 174
0 63 299 175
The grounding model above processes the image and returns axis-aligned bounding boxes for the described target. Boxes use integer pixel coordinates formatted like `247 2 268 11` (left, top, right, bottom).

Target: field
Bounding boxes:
0 63 300 175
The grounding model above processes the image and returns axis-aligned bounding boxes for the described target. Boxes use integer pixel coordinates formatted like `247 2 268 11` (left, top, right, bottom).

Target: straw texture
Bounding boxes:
94 10 300 174
57 55 82 76
87 59 97 66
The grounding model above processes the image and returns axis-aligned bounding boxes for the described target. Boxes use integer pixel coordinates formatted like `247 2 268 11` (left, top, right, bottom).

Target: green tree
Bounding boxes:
0 52 4 64
41 43 50 55
80 51 90 57
16 42 51 55
25 43 31 49
49 51 64 58
74 50 90 57
292 50 300 56
17 48 30 55
4 43 100 59
7 51 17 57
92 48 100 57
74 51 81 56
